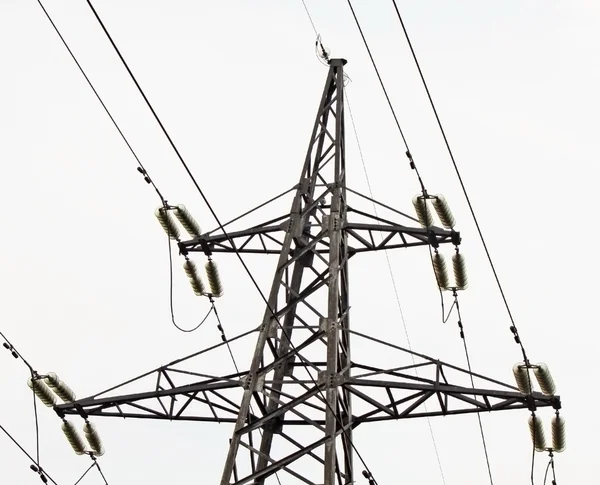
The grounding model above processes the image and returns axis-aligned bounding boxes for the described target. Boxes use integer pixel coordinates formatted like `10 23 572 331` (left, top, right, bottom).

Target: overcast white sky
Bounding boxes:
1 1 598 483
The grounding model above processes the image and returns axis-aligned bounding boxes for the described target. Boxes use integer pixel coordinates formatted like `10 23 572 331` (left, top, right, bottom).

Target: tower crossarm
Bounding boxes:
178 219 454 255
54 369 250 423
345 377 559 424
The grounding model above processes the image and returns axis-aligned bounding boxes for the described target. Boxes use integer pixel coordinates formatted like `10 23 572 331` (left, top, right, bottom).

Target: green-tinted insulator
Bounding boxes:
452 253 468 290
44 373 76 403
533 363 556 396
154 207 180 240
432 195 455 229
432 253 449 290
412 196 433 228
83 422 104 456
61 420 86 455
174 205 202 237
551 414 566 452
205 260 224 297
512 363 533 394
528 415 547 452
183 260 205 296
27 378 56 407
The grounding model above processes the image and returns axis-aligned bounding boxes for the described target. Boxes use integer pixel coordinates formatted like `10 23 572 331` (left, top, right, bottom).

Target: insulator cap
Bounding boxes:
27 378 56 407
183 260 205 296
512 363 533 394
432 252 449 290
533 363 556 396
528 415 547 452
154 207 180 240
551 414 566 452
44 373 76 403
452 253 468 290
432 195 456 229
174 205 202 237
61 420 86 455
83 422 105 456
412 196 433 228
205 260 224 297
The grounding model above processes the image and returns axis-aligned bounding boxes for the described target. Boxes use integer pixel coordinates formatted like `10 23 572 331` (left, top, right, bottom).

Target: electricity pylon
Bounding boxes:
56 59 560 485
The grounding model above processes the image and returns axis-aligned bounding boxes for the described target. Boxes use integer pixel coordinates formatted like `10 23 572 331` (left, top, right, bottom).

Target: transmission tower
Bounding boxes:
55 59 560 485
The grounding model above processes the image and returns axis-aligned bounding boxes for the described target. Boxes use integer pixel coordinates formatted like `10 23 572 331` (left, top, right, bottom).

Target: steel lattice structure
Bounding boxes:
56 59 561 485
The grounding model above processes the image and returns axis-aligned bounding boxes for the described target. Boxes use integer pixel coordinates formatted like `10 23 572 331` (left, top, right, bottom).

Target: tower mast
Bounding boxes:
55 59 560 485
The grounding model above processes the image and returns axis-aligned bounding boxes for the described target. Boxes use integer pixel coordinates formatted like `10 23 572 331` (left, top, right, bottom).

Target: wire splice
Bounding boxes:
27 378 56 407
44 373 76 403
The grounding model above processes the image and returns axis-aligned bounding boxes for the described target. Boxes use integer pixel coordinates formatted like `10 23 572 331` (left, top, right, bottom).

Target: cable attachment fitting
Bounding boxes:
136 166 152 184
509 325 521 344
362 470 376 485
29 465 48 484
405 150 415 170
315 34 331 65
2 341 19 359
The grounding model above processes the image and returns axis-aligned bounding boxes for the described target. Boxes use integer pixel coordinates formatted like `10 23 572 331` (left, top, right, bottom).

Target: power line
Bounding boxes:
166 231 215 333
346 92 447 485
543 453 557 485
94 459 109 485
531 438 537 485
0 423 59 485
72 462 95 485
388 0 531 360
301 0 318 35
1 332 44 471
34 0 206 335
2 331 112 485
453 297 494 485
31 372 41 465
386 4 544 480
34 0 165 203
82 0 277 336
345 0 410 152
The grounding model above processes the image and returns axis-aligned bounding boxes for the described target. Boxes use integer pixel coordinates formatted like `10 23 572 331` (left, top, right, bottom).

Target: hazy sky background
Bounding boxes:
1 1 598 483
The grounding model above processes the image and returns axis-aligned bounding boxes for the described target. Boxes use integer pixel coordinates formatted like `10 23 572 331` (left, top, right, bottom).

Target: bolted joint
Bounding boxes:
242 374 265 393
330 213 341 232
319 317 338 333
288 214 303 238
317 371 342 389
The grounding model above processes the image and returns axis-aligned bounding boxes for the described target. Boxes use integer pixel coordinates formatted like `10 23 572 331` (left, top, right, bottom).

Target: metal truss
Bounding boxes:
56 329 559 424
179 206 455 256
55 59 561 485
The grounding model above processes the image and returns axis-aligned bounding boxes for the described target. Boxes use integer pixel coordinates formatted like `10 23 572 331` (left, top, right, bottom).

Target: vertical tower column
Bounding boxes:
219 59 352 485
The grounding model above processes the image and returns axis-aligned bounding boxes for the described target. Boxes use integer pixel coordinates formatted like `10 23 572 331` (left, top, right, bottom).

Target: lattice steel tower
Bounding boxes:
56 59 560 485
